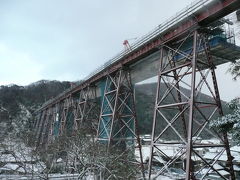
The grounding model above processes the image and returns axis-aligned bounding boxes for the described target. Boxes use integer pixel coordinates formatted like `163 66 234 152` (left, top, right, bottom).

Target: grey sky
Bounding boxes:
0 0 240 101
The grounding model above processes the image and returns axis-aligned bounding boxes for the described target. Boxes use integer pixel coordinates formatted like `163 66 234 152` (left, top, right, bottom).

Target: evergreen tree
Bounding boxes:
228 60 240 80
210 98 240 143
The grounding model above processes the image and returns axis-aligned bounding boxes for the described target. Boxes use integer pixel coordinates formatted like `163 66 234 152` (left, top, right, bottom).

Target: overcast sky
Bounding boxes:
0 0 240 101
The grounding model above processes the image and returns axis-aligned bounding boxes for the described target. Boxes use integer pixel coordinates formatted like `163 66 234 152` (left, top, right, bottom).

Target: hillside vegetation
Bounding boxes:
0 80 227 140
0 80 71 139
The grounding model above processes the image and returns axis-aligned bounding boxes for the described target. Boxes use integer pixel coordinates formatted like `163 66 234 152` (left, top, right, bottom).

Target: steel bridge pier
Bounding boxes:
147 30 235 180
97 68 145 179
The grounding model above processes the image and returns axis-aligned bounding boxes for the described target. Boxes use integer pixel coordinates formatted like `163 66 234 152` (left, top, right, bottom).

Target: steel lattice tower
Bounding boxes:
148 30 235 180
97 69 145 179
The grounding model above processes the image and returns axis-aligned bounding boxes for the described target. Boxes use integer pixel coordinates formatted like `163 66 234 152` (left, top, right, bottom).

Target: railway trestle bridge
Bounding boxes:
34 0 240 179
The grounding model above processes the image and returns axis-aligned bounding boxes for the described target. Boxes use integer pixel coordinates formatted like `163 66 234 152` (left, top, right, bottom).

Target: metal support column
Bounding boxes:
185 30 198 180
59 96 73 136
46 105 57 145
39 108 51 147
35 109 47 148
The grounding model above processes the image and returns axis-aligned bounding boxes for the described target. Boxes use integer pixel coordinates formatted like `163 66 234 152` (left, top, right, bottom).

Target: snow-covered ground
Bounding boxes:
0 174 80 180
1 135 240 179
0 137 46 177
136 138 240 179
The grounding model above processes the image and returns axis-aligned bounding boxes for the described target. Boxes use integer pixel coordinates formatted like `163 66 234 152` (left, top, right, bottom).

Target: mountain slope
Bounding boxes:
0 80 71 139
0 80 227 140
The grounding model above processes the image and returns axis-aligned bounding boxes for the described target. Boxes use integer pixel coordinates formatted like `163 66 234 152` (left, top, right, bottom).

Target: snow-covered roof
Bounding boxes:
231 145 240 153
0 154 17 163
135 146 150 163
209 147 222 153
233 165 240 171
2 163 19 171
200 139 221 144
203 151 240 162
200 168 229 178
213 163 224 170
0 153 33 163
212 170 229 176
56 158 63 163
154 145 180 158
16 167 25 173
156 175 173 180
142 138 151 142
